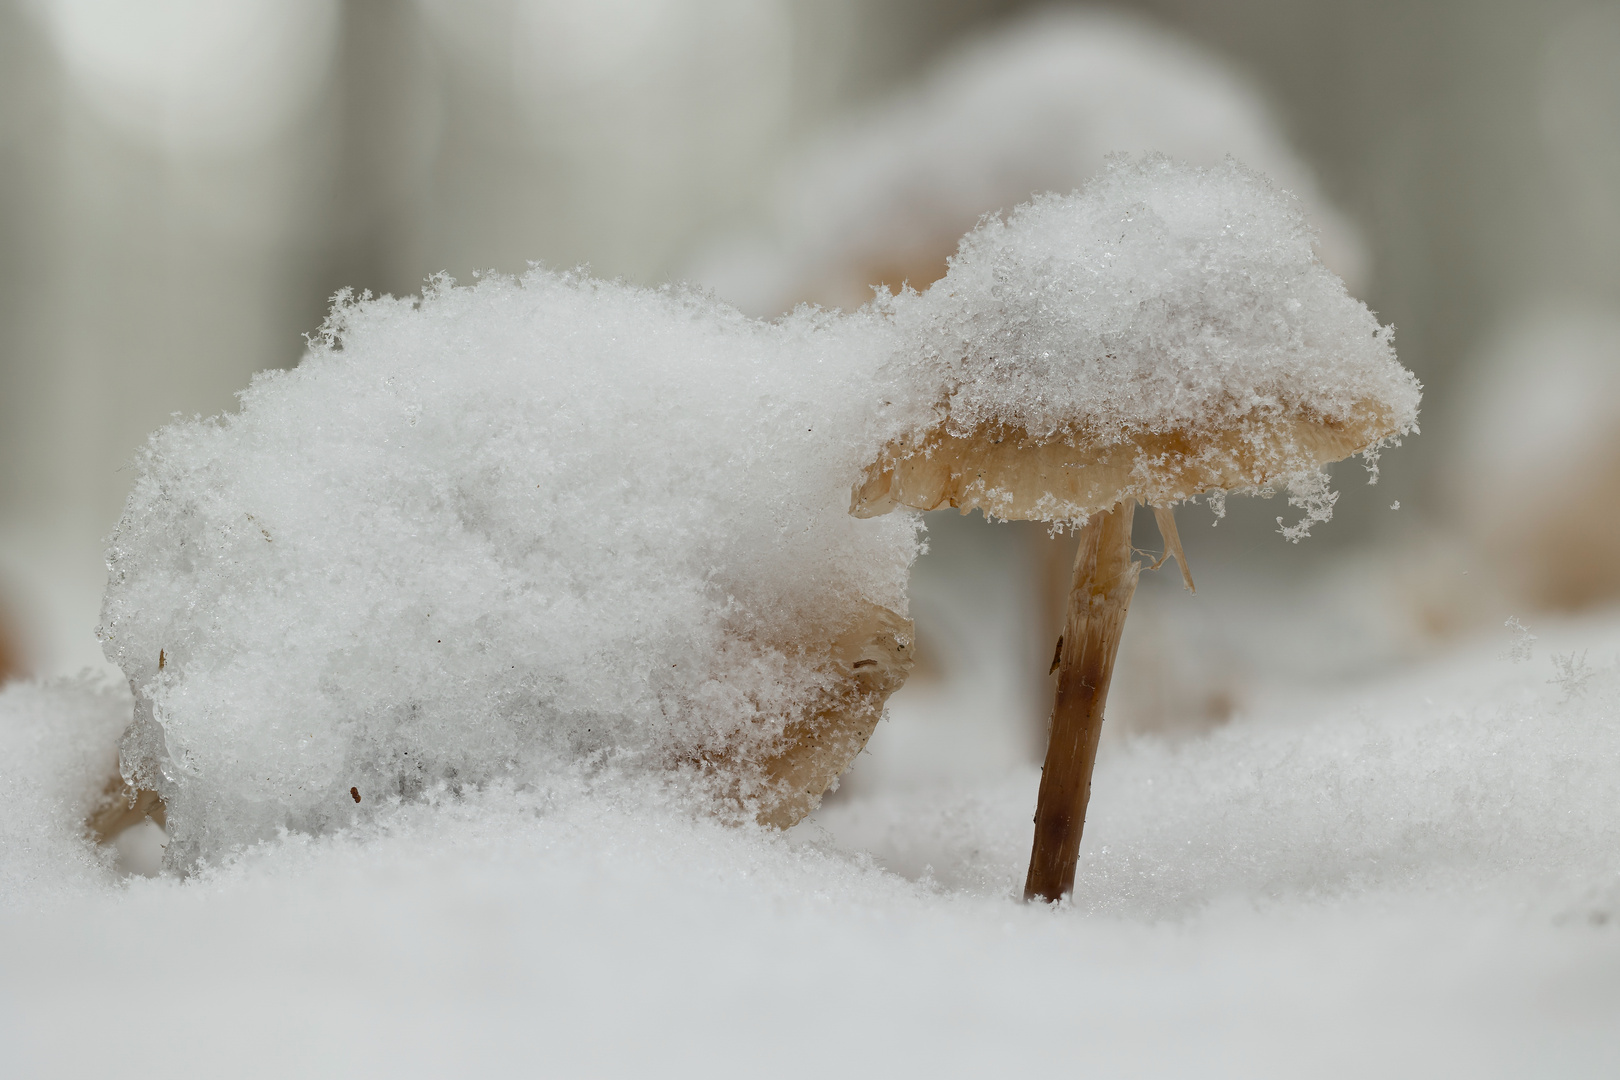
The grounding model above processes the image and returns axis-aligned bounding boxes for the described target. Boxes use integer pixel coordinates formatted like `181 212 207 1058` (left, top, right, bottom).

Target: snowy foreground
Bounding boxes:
4 614 1619 1078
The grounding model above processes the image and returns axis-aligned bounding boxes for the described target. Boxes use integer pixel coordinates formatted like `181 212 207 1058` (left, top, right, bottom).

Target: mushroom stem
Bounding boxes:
1024 499 1140 903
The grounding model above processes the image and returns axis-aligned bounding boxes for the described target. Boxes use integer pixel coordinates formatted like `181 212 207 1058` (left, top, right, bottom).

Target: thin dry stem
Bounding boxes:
1024 500 1140 903
1152 505 1195 593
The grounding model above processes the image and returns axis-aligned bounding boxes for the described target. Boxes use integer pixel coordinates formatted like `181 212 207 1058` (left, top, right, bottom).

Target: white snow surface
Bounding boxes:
4 620 1620 1076
0 677 127 904
880 156 1420 445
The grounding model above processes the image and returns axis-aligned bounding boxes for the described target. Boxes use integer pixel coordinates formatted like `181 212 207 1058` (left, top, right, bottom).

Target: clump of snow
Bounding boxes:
878 156 1420 450
100 271 919 868
0 676 130 903
1277 468 1339 542
694 7 1367 315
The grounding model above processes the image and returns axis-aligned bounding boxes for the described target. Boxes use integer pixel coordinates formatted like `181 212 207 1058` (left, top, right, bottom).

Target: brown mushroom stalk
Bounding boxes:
1025 500 1140 902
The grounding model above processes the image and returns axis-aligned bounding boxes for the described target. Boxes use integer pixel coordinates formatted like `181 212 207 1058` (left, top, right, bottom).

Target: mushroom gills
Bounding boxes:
851 405 1395 523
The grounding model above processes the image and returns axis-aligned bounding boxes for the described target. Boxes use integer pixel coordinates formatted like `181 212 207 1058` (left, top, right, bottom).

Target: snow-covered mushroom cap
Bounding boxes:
853 157 1421 524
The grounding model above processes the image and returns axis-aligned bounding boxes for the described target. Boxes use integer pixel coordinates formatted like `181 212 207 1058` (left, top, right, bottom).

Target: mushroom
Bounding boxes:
748 602 914 828
689 604 915 830
850 157 1421 902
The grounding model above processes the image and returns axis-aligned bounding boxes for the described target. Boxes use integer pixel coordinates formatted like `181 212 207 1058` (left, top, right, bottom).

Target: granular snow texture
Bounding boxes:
0 677 129 905
879 156 1419 448
3 620 1620 1078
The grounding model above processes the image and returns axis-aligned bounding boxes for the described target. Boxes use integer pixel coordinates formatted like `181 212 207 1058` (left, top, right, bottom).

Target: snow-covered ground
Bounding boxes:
4 607 1618 1078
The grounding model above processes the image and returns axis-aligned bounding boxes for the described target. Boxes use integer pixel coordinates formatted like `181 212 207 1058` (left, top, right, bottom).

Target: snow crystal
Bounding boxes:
1549 650 1595 700
100 272 919 868
1505 616 1537 662
0 676 131 903
876 156 1420 459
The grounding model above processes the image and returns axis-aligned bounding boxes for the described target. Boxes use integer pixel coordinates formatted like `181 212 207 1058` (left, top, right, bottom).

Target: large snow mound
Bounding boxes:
99 272 919 868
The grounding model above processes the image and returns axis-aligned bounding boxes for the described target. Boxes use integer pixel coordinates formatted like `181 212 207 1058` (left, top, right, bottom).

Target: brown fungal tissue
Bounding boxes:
700 602 913 831
88 774 166 845
752 603 913 829
850 158 1420 902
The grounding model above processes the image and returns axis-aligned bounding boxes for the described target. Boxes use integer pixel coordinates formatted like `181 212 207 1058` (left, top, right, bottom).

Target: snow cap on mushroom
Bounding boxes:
854 155 1421 524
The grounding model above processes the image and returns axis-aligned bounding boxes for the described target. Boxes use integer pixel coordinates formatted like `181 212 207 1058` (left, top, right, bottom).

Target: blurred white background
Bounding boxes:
1 0 1617 708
